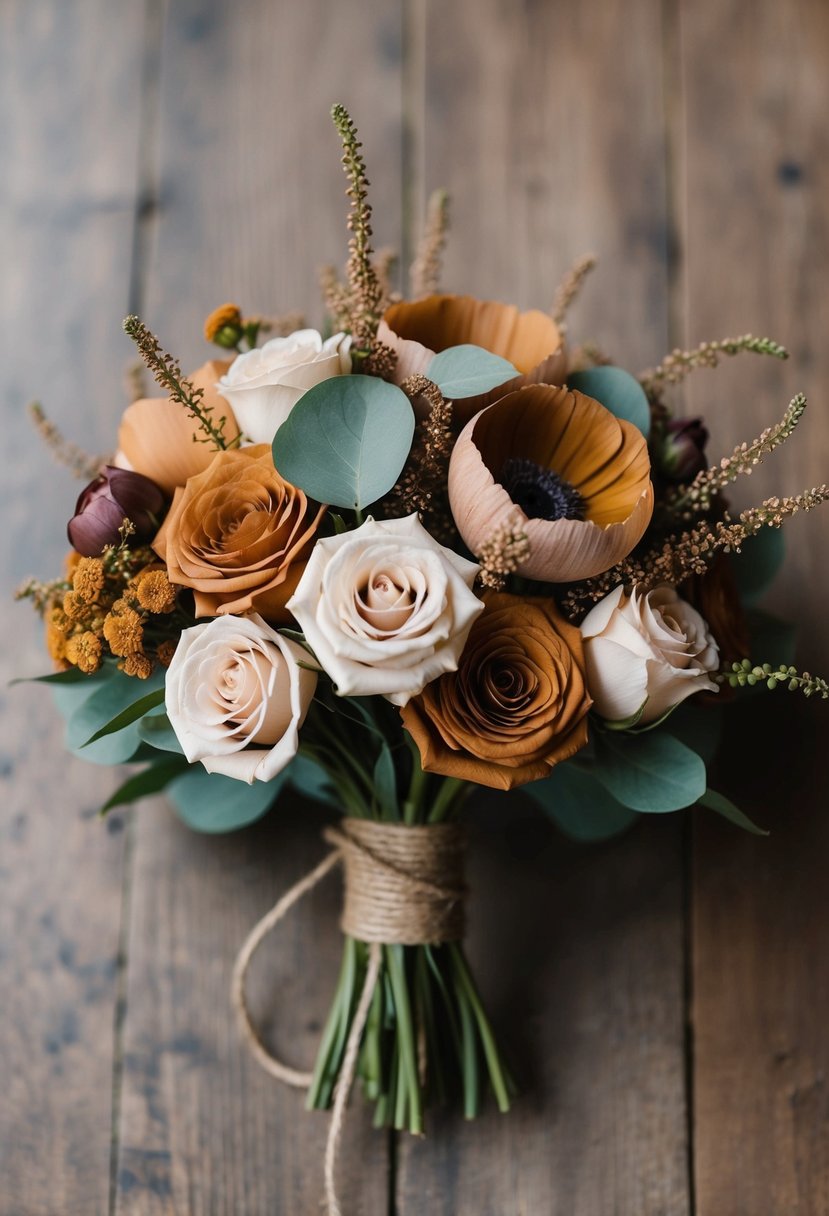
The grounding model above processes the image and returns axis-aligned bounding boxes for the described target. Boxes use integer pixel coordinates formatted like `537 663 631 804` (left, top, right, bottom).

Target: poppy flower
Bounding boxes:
377 294 567 425
448 385 653 582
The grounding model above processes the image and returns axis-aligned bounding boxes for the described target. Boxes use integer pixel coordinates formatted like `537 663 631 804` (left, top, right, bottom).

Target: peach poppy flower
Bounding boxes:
116 360 239 495
377 294 567 425
448 385 653 583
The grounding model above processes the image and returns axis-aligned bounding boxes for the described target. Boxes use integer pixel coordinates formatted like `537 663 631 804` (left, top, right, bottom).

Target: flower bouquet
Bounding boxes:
17 104 829 1212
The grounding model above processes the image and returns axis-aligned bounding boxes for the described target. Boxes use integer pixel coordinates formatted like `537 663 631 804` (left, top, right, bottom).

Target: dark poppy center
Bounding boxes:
499 457 585 523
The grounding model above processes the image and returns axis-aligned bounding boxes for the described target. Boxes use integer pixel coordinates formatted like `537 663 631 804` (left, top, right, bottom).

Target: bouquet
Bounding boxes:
17 104 829 1212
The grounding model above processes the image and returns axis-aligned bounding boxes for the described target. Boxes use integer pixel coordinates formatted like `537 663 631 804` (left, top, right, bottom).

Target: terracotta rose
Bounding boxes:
401 592 591 790
153 445 324 623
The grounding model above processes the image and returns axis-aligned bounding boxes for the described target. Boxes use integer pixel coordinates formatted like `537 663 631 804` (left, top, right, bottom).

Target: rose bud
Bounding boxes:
68 466 164 557
657 417 709 482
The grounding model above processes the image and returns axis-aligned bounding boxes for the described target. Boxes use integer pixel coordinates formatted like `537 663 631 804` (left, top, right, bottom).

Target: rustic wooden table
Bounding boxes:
2 2 829 1213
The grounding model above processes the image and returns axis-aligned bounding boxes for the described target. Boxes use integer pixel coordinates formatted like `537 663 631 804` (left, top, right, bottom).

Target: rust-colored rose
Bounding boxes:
153 445 324 623
401 592 591 790
683 553 750 669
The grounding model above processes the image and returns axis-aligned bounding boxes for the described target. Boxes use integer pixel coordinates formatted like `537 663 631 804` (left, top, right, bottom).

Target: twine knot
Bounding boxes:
326 818 465 945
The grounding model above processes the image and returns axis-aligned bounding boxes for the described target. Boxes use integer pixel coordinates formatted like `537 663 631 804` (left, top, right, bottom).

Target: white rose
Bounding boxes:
165 613 316 783
217 329 352 444
580 584 719 724
287 514 484 706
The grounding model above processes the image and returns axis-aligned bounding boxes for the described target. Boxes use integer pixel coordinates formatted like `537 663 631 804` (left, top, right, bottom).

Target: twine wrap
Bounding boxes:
328 818 466 945
232 816 468 1216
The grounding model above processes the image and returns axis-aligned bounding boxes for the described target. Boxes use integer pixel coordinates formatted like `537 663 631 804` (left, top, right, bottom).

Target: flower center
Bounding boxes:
499 457 585 523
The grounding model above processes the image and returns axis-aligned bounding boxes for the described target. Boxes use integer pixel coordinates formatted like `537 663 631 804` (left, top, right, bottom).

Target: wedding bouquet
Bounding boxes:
18 104 829 1211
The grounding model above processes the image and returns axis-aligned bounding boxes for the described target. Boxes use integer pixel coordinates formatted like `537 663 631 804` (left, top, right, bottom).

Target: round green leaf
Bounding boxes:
568 366 651 437
272 374 415 510
731 527 786 606
137 713 185 755
427 345 518 399
593 730 706 812
65 668 165 766
167 765 282 833
523 761 640 842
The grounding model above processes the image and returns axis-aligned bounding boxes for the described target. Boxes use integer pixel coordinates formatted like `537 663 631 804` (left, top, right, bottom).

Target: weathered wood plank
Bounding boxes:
679 2 829 1210
398 3 689 1212
0 3 146 1213
114 2 403 1210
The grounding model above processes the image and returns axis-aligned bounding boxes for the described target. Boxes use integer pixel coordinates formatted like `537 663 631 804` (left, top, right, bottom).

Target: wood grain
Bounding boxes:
0 3 146 1213
113 2 403 1210
679 2 829 1212
397 3 690 1211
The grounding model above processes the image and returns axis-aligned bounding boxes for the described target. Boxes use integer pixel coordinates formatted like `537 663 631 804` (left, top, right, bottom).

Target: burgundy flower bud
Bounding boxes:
67 466 165 556
658 417 709 482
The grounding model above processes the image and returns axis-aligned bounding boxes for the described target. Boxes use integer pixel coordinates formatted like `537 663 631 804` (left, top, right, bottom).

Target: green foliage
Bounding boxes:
137 713 184 755
373 744 399 818
287 753 338 806
81 687 166 747
593 730 706 812
63 667 165 766
272 375 415 510
567 365 651 437
731 527 786 606
523 761 640 841
698 788 768 836
167 765 282 833
427 345 517 399
100 757 189 815
662 703 724 766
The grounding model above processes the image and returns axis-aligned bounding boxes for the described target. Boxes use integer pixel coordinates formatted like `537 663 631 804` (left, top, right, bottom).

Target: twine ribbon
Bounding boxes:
232 818 466 1216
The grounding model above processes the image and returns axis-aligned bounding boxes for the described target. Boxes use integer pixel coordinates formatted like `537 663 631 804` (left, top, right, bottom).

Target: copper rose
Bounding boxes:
153 445 324 623
116 360 240 496
401 592 591 790
377 294 567 426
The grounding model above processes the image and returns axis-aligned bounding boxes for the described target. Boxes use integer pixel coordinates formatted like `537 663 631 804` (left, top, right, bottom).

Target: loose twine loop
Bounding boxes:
231 818 466 1216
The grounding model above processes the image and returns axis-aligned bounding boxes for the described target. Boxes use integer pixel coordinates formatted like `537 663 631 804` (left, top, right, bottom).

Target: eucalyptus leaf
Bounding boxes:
137 713 184 755
698 788 769 836
288 753 338 806
167 766 282 833
427 345 518 399
101 757 189 814
272 375 415 510
82 687 166 747
568 366 651 437
524 762 640 842
731 527 785 607
664 703 724 766
11 666 98 687
66 668 165 766
593 730 706 812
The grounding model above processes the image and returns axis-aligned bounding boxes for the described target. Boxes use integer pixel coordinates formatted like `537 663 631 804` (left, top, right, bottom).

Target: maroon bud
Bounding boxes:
658 417 709 482
67 466 165 557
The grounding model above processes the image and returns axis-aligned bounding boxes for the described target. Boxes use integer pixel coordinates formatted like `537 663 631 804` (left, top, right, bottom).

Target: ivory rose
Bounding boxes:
580 584 719 724
217 329 352 443
286 514 483 705
401 592 591 790
165 613 316 783
153 445 324 623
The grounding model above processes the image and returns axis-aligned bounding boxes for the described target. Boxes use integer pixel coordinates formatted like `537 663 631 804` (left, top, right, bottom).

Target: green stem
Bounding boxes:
450 943 512 1113
385 944 422 1134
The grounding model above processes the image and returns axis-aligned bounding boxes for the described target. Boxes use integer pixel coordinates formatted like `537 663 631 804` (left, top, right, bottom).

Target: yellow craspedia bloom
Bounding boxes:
135 569 177 614
204 302 243 346
103 604 144 657
66 630 103 674
73 557 105 604
120 652 153 679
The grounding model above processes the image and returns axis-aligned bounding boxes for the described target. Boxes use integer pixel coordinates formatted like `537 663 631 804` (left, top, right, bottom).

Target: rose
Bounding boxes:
400 592 591 790
580 584 719 724
153 445 324 623
165 613 316 783
217 329 352 444
68 466 164 557
286 514 484 705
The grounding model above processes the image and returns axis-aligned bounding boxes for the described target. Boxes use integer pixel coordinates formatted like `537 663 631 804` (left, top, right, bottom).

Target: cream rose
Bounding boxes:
580 584 719 724
286 514 484 705
217 329 352 443
165 613 316 783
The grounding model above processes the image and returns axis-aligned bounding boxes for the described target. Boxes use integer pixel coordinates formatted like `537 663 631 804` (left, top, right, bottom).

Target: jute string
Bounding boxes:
232 818 466 1216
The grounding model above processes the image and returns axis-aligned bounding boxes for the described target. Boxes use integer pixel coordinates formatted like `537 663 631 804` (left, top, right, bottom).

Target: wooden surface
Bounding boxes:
1 1 828 1213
